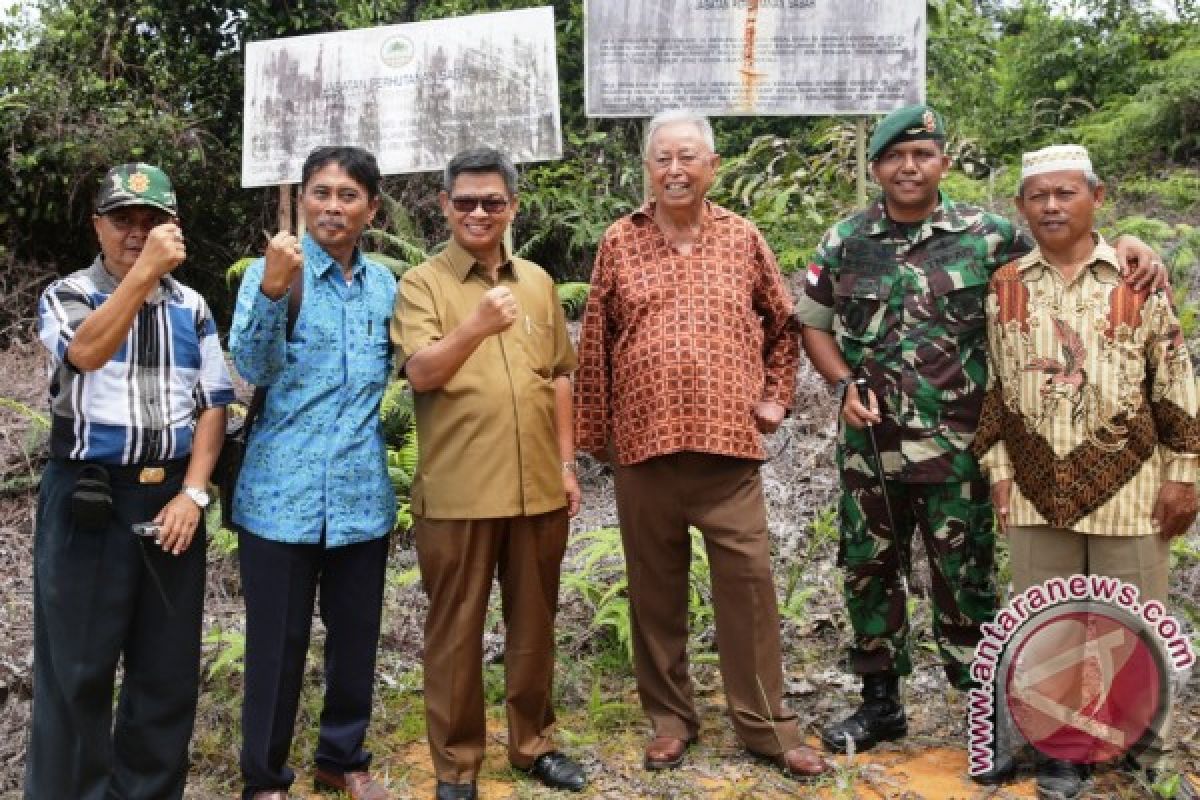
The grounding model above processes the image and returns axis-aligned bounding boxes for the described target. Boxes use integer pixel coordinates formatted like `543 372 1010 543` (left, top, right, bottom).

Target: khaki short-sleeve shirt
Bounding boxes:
391 241 577 519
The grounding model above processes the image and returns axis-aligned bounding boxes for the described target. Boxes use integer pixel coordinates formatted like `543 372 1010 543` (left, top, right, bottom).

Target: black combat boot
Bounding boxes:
1035 757 1089 800
819 674 907 753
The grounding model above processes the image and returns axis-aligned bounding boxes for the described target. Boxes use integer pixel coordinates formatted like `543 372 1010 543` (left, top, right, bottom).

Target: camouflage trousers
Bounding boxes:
837 475 997 689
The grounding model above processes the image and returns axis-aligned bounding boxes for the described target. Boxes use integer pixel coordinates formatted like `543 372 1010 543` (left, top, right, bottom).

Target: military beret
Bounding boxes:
95 163 177 215
867 105 947 162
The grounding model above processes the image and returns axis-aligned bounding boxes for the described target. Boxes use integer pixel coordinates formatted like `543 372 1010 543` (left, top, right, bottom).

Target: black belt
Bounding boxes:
97 459 188 485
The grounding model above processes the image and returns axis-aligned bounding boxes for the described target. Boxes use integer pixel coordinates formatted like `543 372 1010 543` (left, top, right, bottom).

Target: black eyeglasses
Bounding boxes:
450 195 510 214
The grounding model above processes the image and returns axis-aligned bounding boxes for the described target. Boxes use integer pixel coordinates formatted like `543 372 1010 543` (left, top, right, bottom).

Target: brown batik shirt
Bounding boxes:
974 237 1200 534
574 201 800 466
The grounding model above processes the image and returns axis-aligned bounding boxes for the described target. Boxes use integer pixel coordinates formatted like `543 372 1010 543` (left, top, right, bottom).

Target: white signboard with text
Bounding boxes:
242 7 562 187
585 0 925 117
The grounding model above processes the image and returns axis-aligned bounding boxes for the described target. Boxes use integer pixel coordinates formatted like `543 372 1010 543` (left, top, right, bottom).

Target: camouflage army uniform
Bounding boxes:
796 193 1030 688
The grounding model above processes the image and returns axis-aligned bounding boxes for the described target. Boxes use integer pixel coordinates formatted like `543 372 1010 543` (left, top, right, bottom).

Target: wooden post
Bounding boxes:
641 118 652 206
277 185 293 233
856 117 868 207
295 185 305 238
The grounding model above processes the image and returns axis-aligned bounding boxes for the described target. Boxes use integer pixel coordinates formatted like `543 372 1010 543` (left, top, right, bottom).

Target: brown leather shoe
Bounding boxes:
314 767 390 800
771 745 831 779
249 792 289 800
644 735 697 770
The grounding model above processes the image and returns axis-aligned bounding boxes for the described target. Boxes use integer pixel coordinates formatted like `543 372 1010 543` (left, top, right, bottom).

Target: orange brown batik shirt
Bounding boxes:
574 201 800 466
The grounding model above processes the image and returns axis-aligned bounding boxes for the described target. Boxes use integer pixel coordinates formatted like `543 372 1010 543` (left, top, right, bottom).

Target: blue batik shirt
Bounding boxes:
229 234 397 547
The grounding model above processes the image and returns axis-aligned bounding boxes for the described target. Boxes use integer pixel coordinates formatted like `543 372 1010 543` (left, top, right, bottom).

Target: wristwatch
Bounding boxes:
182 485 211 509
832 375 855 409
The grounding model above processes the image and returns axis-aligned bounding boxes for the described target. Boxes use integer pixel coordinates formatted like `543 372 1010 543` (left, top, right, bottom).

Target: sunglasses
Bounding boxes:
450 195 510 214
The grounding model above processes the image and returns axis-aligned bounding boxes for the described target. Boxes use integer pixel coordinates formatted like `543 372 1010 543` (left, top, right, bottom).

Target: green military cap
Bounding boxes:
867 104 947 162
95 163 177 215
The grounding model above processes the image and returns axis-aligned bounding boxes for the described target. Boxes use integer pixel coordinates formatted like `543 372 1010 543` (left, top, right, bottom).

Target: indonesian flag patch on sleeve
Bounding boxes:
806 262 823 286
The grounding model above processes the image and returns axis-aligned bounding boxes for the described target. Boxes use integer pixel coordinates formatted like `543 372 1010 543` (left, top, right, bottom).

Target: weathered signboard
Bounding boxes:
584 0 925 117
242 7 562 187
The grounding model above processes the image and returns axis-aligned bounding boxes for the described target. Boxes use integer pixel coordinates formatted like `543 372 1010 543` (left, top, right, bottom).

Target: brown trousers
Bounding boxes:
614 452 802 755
415 509 569 782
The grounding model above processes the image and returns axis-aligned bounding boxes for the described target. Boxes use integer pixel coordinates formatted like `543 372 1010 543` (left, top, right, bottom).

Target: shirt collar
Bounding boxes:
444 238 515 283
302 232 367 279
631 199 729 226
863 192 968 237
1016 233 1119 281
87 255 182 304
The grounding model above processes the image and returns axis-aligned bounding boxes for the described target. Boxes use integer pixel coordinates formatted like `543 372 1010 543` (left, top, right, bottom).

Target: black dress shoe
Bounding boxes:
434 781 477 800
522 751 587 792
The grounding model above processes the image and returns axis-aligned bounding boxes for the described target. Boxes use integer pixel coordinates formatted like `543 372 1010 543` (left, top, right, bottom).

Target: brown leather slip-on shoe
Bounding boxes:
644 735 698 770
314 767 390 800
752 744 831 779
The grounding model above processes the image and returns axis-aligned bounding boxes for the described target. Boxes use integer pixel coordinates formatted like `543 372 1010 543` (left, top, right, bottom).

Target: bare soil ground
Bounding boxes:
1 324 1197 800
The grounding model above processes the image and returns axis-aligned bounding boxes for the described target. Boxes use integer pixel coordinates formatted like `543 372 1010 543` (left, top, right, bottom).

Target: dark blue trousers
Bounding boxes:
238 530 389 799
25 458 206 800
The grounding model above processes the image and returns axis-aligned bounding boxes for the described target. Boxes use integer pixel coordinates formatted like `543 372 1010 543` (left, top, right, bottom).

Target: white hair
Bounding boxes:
643 110 716 157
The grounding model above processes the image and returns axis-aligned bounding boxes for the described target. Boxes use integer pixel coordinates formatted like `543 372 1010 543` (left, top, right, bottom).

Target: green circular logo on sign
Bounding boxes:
381 35 414 69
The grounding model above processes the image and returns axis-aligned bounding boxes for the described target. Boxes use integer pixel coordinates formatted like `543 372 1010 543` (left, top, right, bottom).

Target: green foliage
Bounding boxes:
225 257 256 291
380 380 416 449
937 170 1020 212
561 526 713 666
779 506 838 624
518 128 640 281
387 441 418 495
555 282 590 321
383 381 419 533
203 628 246 679
710 126 858 273
1116 172 1200 215
362 191 436 278
1077 43 1200 168
0 397 49 494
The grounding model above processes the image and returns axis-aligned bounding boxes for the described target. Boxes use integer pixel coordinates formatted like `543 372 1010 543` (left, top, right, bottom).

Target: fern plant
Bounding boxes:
562 526 714 666
555 281 590 321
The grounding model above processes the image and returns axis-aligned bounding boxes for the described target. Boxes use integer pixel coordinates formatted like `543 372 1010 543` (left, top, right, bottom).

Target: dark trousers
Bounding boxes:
238 530 389 799
414 510 568 782
613 452 801 756
25 458 206 800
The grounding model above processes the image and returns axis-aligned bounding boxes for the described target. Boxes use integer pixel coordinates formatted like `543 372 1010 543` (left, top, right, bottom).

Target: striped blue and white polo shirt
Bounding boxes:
37 257 235 464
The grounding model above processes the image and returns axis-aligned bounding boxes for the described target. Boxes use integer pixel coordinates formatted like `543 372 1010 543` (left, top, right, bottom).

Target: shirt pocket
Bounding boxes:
519 316 556 379
353 315 394 386
932 274 988 337
833 273 889 342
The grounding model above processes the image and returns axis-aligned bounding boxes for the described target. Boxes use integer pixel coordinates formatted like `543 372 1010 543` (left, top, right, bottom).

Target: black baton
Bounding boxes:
855 379 910 595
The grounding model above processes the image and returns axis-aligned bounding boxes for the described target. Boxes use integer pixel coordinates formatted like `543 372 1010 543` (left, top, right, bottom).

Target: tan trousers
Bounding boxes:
1008 525 1169 603
614 452 802 755
415 510 569 782
1008 525 1173 766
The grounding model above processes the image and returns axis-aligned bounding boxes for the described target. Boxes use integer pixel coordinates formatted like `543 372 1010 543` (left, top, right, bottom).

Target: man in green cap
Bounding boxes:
27 163 233 799
796 105 1165 763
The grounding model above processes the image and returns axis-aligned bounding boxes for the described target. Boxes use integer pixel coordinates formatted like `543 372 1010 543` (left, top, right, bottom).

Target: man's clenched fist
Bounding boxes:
134 223 187 278
470 286 518 336
261 231 304 300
